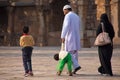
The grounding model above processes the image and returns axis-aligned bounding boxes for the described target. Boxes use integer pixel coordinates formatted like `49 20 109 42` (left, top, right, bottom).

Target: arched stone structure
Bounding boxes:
0 0 120 47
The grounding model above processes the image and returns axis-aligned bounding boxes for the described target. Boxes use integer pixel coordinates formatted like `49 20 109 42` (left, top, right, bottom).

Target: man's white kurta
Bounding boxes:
61 12 81 51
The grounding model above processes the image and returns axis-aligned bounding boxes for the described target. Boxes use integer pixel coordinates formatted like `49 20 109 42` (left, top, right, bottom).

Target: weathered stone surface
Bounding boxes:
0 47 120 80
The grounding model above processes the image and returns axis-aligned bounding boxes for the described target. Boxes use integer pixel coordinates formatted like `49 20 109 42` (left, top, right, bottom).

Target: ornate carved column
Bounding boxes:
68 0 85 47
35 0 48 46
105 0 111 20
7 6 15 46
77 0 85 47
78 0 97 47
69 0 97 47
95 0 105 20
69 0 78 13
118 0 120 38
111 0 120 46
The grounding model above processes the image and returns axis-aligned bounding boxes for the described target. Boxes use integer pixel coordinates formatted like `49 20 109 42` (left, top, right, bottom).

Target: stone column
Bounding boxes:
69 0 85 47
78 0 97 47
35 0 48 46
78 0 88 47
105 0 111 20
77 0 84 47
118 0 120 38
70 0 97 47
111 0 120 46
95 0 105 20
7 7 15 46
35 0 44 46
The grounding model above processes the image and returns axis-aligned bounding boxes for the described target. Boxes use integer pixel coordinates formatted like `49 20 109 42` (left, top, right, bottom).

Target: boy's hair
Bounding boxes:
23 26 29 34
54 53 59 61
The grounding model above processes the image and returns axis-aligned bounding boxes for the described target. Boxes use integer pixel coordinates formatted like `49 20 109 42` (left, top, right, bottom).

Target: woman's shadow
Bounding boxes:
74 73 120 78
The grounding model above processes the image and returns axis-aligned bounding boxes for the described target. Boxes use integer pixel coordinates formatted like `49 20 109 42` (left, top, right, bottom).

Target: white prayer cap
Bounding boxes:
63 5 71 10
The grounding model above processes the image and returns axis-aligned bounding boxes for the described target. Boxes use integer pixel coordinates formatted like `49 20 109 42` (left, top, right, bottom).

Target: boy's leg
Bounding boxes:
67 54 72 71
27 47 33 76
22 48 29 74
57 59 65 75
27 47 33 72
67 54 72 76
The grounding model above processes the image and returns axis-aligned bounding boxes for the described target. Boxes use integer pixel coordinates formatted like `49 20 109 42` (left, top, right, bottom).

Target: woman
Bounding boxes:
96 13 115 76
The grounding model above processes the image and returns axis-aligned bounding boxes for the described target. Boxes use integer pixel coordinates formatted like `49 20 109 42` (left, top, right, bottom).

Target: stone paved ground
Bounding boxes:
0 47 120 80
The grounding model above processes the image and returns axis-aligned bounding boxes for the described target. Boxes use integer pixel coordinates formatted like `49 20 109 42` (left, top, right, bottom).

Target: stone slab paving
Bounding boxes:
0 47 120 80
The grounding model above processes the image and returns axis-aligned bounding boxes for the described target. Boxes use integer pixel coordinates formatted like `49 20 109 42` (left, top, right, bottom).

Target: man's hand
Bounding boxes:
61 38 65 43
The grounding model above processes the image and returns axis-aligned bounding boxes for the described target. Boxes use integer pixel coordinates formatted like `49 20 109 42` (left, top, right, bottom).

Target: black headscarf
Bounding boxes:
96 13 115 40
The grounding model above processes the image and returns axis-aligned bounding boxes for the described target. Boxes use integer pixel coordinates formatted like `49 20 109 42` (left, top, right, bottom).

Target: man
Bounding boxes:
61 5 81 74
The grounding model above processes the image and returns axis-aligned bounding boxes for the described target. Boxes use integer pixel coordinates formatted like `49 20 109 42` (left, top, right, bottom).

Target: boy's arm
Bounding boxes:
19 37 23 47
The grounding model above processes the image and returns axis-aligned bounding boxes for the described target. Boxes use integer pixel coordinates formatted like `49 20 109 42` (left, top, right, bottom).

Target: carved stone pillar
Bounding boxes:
95 0 105 20
105 0 111 20
118 0 120 38
7 7 15 46
35 0 48 46
68 0 85 47
111 0 120 46
69 0 78 13
77 0 85 47
69 0 97 47
77 0 97 47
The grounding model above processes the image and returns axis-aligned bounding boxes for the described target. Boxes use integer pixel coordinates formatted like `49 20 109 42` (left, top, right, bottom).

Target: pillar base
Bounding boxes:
113 38 120 47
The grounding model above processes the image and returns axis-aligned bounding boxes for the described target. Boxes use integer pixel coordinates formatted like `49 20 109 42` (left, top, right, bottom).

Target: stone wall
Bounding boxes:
0 0 120 47
13 7 39 46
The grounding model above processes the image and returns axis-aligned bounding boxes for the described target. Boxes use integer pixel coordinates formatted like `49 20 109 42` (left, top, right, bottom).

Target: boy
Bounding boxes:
20 26 35 77
54 49 72 76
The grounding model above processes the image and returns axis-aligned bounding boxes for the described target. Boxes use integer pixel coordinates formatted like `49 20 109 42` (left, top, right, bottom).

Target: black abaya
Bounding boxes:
98 44 113 76
96 13 115 76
